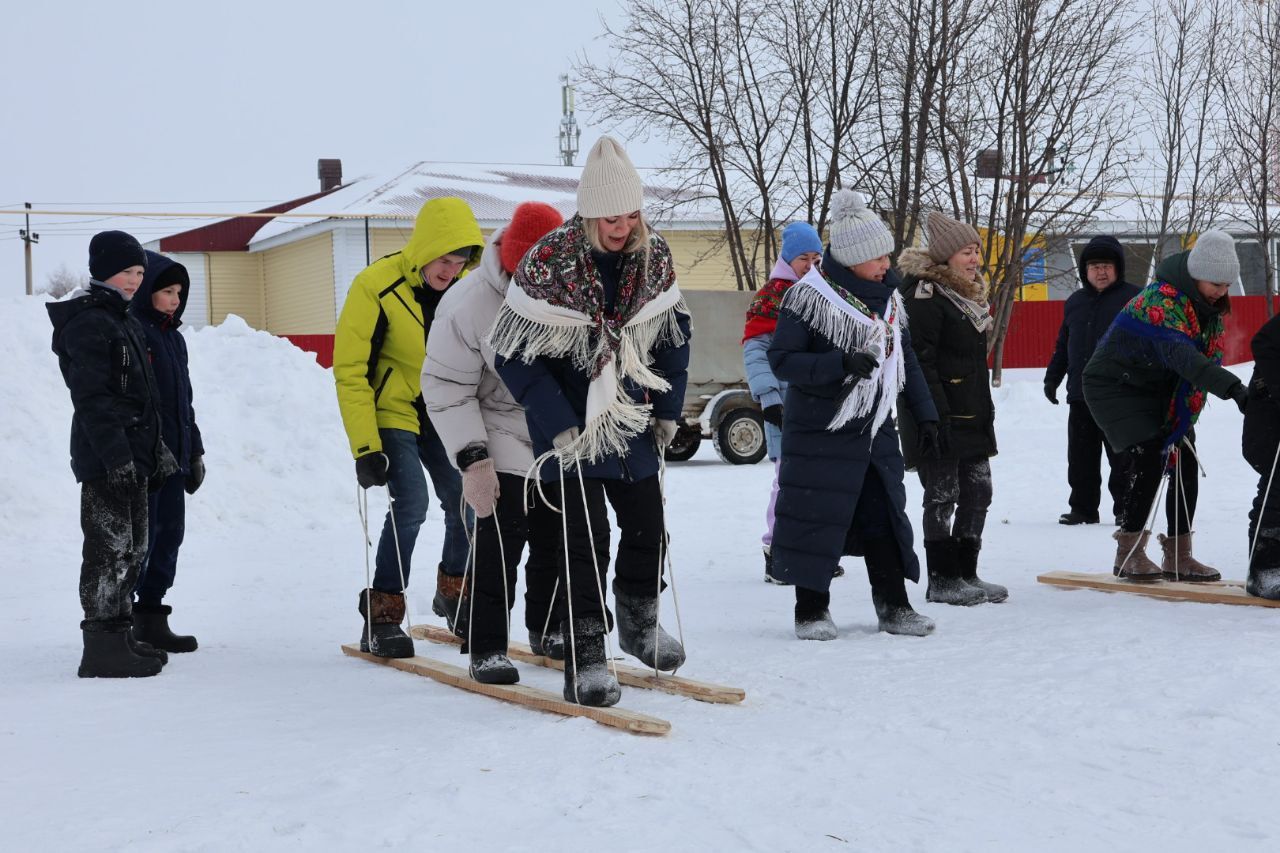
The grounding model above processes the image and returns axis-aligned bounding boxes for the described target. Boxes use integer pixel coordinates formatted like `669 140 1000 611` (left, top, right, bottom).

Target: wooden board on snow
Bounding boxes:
1037 571 1280 608
409 624 746 705
341 644 670 735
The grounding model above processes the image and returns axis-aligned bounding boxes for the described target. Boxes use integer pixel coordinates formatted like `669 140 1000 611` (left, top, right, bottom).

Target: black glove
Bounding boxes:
355 452 390 489
917 421 942 460
937 418 952 456
1044 384 1059 405
185 455 206 495
1231 383 1249 415
842 351 878 380
105 462 140 496
761 404 783 427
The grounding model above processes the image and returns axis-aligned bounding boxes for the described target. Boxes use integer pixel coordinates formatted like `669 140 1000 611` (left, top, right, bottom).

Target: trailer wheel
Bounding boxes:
663 424 702 462
713 408 766 465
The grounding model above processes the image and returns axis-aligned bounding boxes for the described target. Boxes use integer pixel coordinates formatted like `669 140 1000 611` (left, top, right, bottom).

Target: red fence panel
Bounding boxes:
282 334 335 368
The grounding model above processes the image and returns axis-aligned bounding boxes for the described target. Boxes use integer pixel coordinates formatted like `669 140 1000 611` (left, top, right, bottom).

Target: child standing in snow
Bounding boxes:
493 137 691 707
743 221 823 585
48 231 177 678
768 191 941 641
127 251 204 652
1244 313 1280 599
1083 230 1248 583
422 201 568 684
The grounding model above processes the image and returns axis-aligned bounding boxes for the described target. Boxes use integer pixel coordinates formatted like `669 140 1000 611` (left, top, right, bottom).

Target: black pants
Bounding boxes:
917 456 992 542
80 479 148 630
134 473 185 605
554 472 667 627
1068 401 1128 518
1246 438 1280 571
1119 430 1198 536
468 473 567 653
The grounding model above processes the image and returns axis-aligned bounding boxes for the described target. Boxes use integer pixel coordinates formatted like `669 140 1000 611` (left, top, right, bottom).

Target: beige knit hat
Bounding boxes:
577 136 644 219
925 210 981 264
828 189 894 268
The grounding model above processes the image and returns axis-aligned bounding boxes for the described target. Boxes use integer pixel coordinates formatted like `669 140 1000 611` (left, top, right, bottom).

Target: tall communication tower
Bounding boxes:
558 74 581 167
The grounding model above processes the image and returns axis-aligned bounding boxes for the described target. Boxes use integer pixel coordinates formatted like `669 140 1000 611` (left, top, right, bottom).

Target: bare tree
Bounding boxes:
1221 0 1280 314
41 264 86 299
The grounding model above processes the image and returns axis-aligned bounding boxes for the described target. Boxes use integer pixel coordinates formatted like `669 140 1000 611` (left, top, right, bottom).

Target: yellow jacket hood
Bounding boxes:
397 197 484 283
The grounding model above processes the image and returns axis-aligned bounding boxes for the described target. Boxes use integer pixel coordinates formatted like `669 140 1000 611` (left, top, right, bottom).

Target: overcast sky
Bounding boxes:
1 0 671 290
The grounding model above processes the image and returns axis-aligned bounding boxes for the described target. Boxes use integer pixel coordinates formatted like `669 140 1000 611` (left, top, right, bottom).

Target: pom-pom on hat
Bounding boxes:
827 190 894 268
924 210 981 264
781 222 823 262
577 136 644 219
1187 230 1240 285
501 202 565 275
88 230 147 282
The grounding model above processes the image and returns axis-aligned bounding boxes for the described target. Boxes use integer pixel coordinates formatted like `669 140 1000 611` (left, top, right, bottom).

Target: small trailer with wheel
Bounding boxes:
663 290 767 465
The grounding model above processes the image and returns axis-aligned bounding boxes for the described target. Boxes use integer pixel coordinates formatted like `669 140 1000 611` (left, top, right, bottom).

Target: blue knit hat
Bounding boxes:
780 222 823 263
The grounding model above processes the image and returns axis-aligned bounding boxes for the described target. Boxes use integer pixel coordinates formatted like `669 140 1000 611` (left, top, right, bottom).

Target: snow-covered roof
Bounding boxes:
248 161 724 247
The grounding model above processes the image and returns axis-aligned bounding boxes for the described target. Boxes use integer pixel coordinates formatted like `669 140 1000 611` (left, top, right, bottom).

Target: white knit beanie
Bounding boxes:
828 189 894 268
577 136 644 219
1187 229 1240 284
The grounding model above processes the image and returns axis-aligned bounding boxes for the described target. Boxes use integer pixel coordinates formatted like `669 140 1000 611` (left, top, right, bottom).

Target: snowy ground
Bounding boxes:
1 293 1274 852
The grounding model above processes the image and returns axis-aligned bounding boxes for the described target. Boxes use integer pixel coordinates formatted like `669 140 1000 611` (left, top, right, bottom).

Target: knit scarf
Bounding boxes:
935 284 993 334
779 266 906 435
1111 281 1225 457
489 215 689 465
742 257 800 343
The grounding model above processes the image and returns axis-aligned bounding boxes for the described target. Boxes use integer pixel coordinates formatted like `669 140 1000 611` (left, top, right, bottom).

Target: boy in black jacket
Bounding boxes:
48 231 177 678
1246 314 1280 599
128 251 205 651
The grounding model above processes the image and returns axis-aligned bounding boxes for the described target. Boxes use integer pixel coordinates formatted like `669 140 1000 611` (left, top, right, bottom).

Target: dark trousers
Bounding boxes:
468 473 567 653
1068 402 1128 518
134 473 186 605
80 479 148 629
917 456 992 542
1246 438 1280 571
1119 430 1199 535
814 469 910 606
554 473 667 627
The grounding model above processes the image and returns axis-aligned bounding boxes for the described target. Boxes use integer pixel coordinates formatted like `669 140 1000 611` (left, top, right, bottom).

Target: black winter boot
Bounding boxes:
358 589 414 658
469 649 519 685
865 537 936 637
529 627 566 660
1247 533 1280 600
924 539 986 606
132 603 198 653
562 618 621 707
1059 511 1100 525
954 538 1008 603
114 617 167 663
79 626 164 678
794 585 837 640
615 590 686 671
763 546 790 585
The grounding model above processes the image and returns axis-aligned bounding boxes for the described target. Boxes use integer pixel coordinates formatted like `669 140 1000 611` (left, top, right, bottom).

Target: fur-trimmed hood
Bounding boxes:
898 247 988 303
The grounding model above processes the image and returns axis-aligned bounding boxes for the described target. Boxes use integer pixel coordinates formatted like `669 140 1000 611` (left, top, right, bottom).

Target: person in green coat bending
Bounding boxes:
1083 230 1248 583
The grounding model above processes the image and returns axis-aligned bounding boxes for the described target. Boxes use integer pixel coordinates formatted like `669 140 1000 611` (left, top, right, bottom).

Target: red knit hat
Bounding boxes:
500 202 564 275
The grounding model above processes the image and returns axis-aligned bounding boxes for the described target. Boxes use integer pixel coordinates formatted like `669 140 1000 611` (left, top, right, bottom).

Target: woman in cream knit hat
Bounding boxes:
493 136 692 706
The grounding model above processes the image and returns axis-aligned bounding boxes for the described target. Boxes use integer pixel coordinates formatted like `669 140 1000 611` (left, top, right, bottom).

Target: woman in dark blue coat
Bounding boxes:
768 190 940 641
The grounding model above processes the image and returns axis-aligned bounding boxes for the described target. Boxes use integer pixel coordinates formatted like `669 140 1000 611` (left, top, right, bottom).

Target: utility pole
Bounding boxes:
19 202 38 296
558 74 581 167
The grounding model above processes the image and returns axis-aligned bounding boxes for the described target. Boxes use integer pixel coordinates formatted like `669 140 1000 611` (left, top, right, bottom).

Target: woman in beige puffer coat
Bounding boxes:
422 202 566 684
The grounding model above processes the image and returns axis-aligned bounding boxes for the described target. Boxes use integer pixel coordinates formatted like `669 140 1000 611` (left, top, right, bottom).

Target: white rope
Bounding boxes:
523 454 566 653
385 490 414 636
357 486 374 652
1249 440 1280 568
655 451 686 676
559 463 580 703
574 464 619 681
1118 449 1170 575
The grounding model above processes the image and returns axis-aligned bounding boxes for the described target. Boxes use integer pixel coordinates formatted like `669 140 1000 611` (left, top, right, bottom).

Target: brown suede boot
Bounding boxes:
1112 530 1163 582
357 589 414 658
1158 533 1221 582
431 568 470 638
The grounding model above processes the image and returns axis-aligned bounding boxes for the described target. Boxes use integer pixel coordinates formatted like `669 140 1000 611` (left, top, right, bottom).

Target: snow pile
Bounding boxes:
1 292 1276 852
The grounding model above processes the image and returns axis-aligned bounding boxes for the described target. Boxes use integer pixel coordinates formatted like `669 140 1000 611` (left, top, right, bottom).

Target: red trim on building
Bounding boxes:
158 188 339 253
281 335 336 369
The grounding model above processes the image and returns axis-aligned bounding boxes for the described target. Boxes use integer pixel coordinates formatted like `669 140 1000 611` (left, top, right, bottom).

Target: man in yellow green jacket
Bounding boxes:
334 197 483 657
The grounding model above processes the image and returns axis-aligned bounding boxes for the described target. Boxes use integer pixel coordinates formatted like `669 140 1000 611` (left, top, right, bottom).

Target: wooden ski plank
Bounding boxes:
340 644 670 735
1037 571 1280 608
409 624 746 705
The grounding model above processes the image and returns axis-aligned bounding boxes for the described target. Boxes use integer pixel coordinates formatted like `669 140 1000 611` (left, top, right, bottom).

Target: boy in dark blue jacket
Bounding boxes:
128 251 205 652
49 231 177 678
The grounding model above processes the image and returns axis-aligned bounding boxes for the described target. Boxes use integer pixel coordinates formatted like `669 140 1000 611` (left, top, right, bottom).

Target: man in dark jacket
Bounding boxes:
48 231 177 678
1245 314 1280 599
1044 235 1140 524
127 251 205 652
